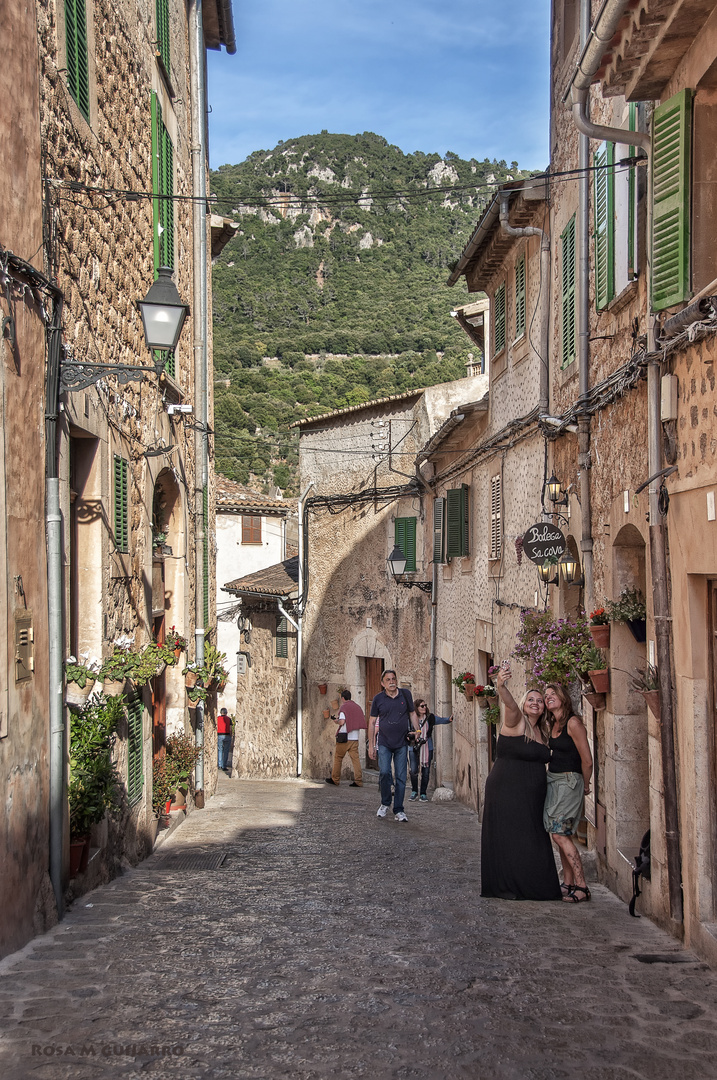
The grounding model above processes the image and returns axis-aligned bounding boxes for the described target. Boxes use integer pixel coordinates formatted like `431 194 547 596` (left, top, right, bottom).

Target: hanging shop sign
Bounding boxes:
522 522 567 564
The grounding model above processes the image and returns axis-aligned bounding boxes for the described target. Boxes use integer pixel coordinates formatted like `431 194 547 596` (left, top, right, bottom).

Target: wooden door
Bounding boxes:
364 657 384 770
709 581 717 896
152 614 166 759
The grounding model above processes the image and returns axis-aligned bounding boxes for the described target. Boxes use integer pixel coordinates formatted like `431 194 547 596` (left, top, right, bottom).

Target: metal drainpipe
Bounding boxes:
296 483 314 775
189 0 208 804
498 193 549 412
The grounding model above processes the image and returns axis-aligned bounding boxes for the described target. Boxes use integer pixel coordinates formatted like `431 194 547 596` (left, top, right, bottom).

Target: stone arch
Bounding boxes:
343 626 393 713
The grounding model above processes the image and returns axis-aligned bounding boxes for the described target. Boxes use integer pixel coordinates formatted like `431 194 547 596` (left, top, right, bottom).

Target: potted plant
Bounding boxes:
482 699 501 726
166 626 187 659
202 643 229 692
474 683 497 706
65 655 100 708
579 644 609 694
631 664 660 718
452 671 477 700
68 695 123 874
99 646 138 696
318 683 328 695
186 680 209 705
165 731 201 808
514 609 593 686
322 706 331 720
588 608 610 649
607 587 647 642
152 754 180 819
183 661 201 689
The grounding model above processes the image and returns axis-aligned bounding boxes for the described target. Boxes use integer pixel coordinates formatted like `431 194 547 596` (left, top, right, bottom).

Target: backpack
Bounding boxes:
629 830 651 918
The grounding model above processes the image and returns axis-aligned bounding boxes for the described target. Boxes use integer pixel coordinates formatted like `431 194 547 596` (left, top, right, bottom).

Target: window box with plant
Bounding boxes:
606 587 647 641
588 608 610 649
452 670 477 700
65 655 101 707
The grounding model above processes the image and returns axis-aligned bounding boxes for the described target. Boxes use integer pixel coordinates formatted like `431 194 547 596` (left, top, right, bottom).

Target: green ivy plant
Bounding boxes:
68 695 123 840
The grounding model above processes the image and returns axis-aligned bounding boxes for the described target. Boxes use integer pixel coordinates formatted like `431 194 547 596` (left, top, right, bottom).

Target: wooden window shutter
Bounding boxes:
395 517 417 573
594 142 615 310
65 0 90 123
561 216 576 367
203 486 209 629
432 497 445 563
242 515 262 543
276 616 288 659
127 694 144 804
628 102 638 280
461 484 470 557
515 257 526 339
151 94 175 273
113 455 128 553
156 0 171 76
494 283 506 354
490 474 502 560
446 487 469 558
652 89 692 311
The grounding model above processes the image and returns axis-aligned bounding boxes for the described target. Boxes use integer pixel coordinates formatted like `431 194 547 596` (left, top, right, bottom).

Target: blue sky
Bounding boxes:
207 0 551 172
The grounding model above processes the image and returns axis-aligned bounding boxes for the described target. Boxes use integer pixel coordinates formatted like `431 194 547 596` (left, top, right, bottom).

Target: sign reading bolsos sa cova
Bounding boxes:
522 522 567 564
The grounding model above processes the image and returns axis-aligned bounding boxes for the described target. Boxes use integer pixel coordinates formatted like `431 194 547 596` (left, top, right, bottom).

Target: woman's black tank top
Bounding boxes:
548 722 582 774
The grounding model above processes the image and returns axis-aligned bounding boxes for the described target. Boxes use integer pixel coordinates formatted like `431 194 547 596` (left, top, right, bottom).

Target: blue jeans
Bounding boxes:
218 733 231 770
409 747 433 796
377 743 408 814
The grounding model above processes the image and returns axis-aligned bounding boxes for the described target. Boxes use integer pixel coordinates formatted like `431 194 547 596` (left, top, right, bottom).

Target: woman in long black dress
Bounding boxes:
480 665 561 901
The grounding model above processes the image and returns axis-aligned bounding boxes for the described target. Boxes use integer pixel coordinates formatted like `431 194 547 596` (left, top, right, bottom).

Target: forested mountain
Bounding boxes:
210 132 529 492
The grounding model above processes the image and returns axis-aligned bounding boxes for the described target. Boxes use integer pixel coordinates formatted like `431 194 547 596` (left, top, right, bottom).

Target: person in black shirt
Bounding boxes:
368 670 420 821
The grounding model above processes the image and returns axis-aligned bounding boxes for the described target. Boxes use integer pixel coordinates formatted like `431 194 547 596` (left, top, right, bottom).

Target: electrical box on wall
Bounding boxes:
661 374 678 422
14 612 34 682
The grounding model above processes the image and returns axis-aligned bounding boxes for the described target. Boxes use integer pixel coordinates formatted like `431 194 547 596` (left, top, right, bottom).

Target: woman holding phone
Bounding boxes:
480 663 561 901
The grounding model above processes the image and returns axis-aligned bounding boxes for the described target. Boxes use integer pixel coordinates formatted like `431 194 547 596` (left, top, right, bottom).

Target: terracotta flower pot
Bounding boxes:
173 646 182 659
589 624 610 649
103 677 126 697
184 671 199 689
641 689 660 718
69 835 90 877
318 684 328 695
65 679 95 707
583 690 606 710
322 708 331 719
330 699 340 710
588 668 610 694
463 682 476 701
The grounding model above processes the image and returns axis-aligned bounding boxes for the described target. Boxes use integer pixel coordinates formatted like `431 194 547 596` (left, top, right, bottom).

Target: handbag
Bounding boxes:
335 731 348 743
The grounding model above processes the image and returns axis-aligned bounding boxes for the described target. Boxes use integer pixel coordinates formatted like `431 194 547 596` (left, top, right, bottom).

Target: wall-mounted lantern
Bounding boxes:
387 545 432 594
559 549 584 587
546 473 569 507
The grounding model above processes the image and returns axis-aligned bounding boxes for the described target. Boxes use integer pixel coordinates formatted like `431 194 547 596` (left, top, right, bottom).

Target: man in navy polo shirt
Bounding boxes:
368 669 419 821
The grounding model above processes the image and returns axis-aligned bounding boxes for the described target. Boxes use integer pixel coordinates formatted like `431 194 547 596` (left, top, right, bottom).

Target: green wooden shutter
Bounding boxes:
494 283 506 354
151 93 175 273
203 486 209 628
490 475 502 560
113 455 128 553
127 694 144 804
628 102 638 281
446 487 469 558
515 257 526 339
652 89 692 311
156 0 170 75
432 498 445 563
594 142 615 310
395 517 417 573
65 0 90 123
561 216 576 367
276 615 288 658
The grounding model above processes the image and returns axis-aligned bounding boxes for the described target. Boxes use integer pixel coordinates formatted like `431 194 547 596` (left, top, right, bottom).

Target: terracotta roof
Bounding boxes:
290 387 425 429
215 474 294 514
223 556 299 599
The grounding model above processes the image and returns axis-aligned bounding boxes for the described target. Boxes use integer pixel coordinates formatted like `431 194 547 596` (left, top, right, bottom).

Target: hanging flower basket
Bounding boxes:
65 679 95 708
589 624 610 649
330 698 340 710
322 707 331 720
102 677 127 698
318 683 328 695
627 618 647 642
463 681 476 701
588 668 610 694
184 670 199 689
641 689 660 718
583 690 606 710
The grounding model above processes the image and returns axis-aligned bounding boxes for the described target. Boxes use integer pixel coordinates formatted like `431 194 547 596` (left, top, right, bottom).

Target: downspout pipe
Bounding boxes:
296 482 314 775
189 0 208 804
498 192 549 412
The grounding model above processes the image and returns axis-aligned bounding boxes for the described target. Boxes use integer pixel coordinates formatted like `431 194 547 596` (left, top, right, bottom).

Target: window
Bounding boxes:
65 0 90 122
126 694 144 804
394 517 417 572
113 455 129 553
203 486 209 629
446 486 470 559
594 142 615 310
151 93 174 271
156 0 170 77
493 283 506 354
276 615 288 659
432 498 445 564
514 257 526 340
242 515 262 544
490 474 502 561
652 89 691 311
561 216 576 367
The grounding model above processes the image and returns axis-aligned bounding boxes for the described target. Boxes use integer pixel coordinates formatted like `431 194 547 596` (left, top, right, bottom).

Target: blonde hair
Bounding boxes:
518 689 550 743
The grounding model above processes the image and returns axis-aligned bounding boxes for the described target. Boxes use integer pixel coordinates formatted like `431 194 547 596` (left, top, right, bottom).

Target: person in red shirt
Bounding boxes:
217 708 233 772
326 690 366 787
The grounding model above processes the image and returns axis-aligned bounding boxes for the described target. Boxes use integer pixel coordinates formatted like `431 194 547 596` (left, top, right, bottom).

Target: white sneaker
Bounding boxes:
395 811 408 822
376 804 389 818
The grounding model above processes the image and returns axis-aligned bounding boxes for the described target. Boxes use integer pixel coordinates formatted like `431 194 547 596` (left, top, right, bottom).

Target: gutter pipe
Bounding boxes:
498 192 549 412
296 482 314 775
189 0 209 804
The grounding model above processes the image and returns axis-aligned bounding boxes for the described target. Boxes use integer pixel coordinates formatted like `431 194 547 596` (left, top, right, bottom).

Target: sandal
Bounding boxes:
560 882 574 896
563 885 591 903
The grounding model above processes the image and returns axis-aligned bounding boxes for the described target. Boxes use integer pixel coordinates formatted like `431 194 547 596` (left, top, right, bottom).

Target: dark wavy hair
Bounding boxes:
543 682 575 730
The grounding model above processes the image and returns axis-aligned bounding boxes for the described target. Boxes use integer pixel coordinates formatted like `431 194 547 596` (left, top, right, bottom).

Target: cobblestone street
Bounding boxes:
1 776 716 1080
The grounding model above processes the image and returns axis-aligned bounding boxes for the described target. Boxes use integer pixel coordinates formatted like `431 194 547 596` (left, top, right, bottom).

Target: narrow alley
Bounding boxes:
1 778 716 1080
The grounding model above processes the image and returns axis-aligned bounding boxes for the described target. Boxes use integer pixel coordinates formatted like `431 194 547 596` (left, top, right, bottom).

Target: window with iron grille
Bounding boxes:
276 615 288 659
394 517 417 573
561 216 576 367
515 257 526 339
126 693 144 804
493 283 506 355
65 0 90 123
151 93 174 272
242 515 262 544
113 455 129 553
446 486 470 559
432 498 445 563
490 475 502 561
